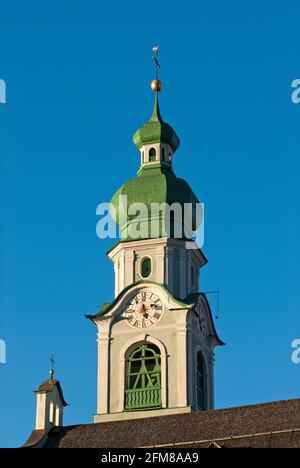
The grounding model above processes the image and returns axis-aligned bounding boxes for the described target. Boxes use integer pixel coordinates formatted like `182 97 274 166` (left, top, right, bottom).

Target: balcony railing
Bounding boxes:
125 387 162 410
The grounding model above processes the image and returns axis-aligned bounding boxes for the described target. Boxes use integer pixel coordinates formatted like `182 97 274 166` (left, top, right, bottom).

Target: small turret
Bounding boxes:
34 376 68 430
22 360 68 448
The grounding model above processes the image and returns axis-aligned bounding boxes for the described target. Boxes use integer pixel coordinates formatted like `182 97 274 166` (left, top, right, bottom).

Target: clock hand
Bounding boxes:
137 303 147 315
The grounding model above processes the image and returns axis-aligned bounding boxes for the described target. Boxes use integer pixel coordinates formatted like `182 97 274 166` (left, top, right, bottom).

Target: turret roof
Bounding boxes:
133 93 180 152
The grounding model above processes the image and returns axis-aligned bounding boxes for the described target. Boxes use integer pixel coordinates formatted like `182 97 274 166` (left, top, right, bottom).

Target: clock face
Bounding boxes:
124 292 163 329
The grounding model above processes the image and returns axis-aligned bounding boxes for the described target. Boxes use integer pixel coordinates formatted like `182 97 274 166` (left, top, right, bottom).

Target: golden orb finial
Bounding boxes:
151 46 162 92
151 79 163 92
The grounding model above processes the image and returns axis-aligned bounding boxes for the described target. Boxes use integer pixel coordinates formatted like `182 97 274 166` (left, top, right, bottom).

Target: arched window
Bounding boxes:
141 257 151 278
125 344 162 411
149 147 156 162
196 352 206 411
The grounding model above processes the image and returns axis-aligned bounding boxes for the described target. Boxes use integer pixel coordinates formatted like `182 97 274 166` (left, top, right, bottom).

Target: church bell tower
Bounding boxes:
87 49 223 423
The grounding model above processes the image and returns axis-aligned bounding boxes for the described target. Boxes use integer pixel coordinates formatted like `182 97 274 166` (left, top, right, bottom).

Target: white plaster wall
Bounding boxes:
186 301 217 411
95 285 191 418
94 283 218 421
35 385 64 430
139 143 172 166
109 238 206 299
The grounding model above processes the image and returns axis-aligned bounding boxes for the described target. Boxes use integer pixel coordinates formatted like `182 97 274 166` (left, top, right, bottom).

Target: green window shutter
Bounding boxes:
125 344 162 411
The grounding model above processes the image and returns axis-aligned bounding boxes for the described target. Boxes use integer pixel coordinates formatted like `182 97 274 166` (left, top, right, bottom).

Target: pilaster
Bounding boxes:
165 246 174 294
175 310 189 407
96 317 113 415
179 250 187 299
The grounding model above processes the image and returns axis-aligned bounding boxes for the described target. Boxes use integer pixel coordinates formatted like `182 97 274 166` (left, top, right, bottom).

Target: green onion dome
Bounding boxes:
110 92 201 241
110 165 200 241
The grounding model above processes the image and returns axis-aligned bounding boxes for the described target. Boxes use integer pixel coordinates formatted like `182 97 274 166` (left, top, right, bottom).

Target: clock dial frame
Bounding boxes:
124 292 163 329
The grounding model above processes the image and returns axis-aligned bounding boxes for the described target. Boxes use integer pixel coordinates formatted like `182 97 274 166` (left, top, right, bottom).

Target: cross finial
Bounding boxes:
50 354 55 379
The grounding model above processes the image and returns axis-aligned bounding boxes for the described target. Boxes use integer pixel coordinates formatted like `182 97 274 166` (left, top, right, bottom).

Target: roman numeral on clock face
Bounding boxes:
125 292 164 328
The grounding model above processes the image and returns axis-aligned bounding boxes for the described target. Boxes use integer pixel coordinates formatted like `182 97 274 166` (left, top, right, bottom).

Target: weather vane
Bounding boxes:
152 45 160 80
151 45 163 92
50 354 55 379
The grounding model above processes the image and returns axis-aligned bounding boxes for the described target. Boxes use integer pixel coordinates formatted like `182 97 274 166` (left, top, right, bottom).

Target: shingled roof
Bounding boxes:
25 399 300 448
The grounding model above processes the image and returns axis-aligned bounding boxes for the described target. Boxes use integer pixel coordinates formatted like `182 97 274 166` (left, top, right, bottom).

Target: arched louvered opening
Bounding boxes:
149 147 156 162
125 344 162 411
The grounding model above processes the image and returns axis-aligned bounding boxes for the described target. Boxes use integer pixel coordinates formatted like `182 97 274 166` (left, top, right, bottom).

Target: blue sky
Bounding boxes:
1 1 300 448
